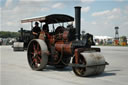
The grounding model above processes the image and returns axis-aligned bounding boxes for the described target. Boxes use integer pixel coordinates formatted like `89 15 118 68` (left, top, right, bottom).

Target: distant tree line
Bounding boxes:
0 31 20 38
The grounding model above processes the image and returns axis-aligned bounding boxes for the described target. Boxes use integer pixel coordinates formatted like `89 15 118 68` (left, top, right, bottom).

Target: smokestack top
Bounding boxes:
74 6 81 8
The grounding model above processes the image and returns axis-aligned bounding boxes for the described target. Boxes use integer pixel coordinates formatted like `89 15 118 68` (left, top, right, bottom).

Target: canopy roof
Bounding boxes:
21 14 74 24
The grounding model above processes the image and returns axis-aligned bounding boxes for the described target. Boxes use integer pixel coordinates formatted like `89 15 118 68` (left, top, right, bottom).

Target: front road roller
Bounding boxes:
72 51 107 77
13 42 24 51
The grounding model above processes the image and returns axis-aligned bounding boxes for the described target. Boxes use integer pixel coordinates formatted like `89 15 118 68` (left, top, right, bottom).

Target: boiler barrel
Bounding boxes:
55 42 72 55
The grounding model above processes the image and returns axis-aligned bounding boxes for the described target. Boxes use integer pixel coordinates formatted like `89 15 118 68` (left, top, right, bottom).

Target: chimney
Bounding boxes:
75 6 81 40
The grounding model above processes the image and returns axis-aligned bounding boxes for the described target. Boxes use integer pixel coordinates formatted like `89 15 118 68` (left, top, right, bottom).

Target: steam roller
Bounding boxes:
26 6 108 77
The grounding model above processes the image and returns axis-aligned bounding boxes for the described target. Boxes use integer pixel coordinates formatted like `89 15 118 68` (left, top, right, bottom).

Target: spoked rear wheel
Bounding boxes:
27 39 48 71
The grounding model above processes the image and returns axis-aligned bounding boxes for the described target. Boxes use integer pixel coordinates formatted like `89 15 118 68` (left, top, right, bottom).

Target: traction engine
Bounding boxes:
27 6 108 77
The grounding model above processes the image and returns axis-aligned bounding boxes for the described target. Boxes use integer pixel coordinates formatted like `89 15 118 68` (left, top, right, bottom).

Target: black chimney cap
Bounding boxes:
74 6 81 8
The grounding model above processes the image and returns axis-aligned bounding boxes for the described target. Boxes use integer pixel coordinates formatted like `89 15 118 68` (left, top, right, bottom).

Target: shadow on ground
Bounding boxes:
41 66 120 78
88 69 120 78
43 66 72 72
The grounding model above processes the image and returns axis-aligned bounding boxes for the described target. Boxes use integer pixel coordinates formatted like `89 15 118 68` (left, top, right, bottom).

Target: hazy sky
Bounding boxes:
0 0 128 37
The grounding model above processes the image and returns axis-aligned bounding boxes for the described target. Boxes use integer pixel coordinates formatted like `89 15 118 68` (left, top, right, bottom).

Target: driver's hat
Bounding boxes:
35 22 39 25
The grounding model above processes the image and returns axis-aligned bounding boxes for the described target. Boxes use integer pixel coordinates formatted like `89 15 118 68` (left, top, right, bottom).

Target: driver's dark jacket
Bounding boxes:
32 26 41 38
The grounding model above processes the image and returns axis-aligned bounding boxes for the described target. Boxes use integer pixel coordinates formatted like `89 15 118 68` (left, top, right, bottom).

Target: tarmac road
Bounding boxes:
0 46 128 85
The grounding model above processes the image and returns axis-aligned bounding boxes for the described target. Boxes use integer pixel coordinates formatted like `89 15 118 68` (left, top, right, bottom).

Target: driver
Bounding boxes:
32 22 41 38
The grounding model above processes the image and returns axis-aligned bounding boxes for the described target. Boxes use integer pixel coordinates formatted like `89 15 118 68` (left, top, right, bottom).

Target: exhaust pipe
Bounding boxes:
75 6 81 40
